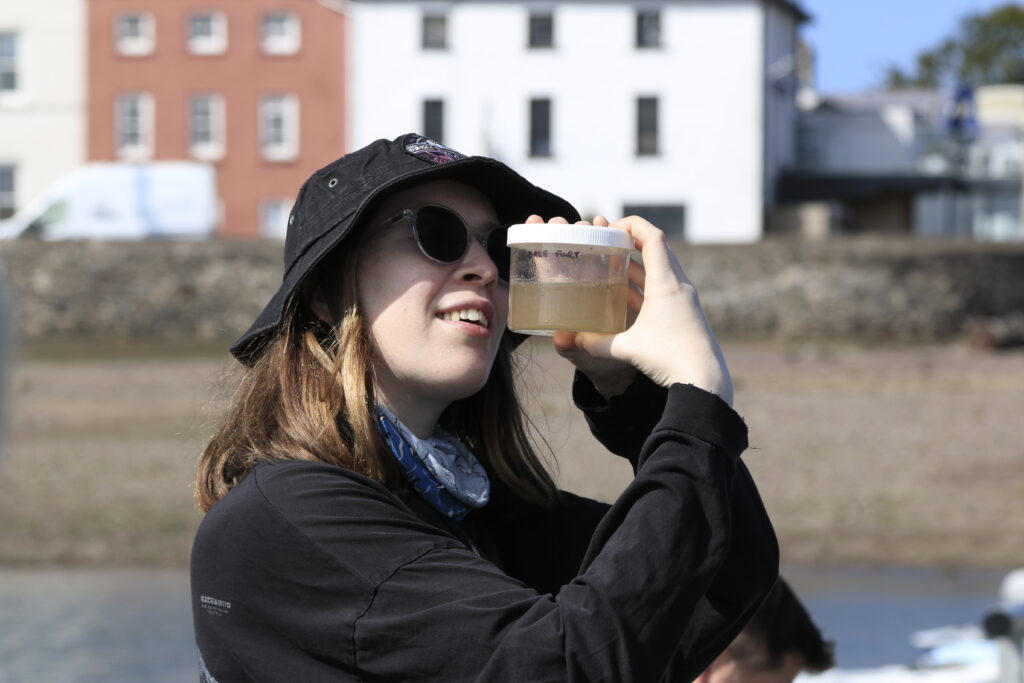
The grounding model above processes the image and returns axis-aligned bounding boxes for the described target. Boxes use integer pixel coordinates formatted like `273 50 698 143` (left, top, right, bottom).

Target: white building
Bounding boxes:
0 0 85 220
348 0 808 243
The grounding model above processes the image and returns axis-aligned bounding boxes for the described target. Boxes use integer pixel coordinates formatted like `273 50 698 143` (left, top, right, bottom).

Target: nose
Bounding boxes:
454 233 501 285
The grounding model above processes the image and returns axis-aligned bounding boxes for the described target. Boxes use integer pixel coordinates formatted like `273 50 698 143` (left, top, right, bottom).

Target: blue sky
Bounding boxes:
799 0 1017 93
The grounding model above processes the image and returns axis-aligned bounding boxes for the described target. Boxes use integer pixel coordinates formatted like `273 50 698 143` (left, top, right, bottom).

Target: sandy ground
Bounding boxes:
0 339 1022 568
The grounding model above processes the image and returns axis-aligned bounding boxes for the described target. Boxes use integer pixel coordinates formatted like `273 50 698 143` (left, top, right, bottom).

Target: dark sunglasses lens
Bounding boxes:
486 228 510 282
415 206 467 263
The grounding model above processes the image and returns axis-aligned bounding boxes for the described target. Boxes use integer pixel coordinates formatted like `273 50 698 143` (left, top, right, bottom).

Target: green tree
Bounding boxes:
884 3 1024 88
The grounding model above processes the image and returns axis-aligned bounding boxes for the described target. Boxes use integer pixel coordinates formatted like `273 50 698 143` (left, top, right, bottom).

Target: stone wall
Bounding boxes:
2 238 1024 348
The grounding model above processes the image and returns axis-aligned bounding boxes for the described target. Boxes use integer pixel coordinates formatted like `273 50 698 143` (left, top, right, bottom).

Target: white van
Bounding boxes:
0 162 218 240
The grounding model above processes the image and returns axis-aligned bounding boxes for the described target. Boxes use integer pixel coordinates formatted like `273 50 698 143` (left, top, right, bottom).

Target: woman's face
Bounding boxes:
355 180 509 415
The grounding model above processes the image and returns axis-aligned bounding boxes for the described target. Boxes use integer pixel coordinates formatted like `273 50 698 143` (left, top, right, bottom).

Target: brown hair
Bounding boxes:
194 238 557 514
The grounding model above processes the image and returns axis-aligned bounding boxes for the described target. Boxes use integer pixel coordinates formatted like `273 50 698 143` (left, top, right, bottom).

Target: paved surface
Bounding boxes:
0 340 1022 567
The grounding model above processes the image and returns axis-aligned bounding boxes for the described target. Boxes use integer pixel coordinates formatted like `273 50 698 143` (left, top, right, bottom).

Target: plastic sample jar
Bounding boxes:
506 223 634 335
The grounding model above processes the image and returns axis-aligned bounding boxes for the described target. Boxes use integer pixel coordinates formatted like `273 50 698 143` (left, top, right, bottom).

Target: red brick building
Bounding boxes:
87 0 346 238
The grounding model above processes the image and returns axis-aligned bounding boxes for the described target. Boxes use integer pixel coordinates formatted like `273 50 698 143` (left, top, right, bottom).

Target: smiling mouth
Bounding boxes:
438 309 490 329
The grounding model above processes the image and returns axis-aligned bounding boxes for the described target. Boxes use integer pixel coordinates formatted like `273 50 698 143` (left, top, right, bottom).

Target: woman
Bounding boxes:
191 134 778 682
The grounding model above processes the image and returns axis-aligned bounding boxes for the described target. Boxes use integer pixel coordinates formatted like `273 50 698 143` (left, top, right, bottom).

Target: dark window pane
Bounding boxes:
637 96 658 156
190 14 213 39
0 33 14 57
0 165 15 219
422 15 447 49
636 10 660 48
529 98 551 157
191 96 216 145
118 15 142 39
261 97 285 146
623 204 685 236
528 13 553 48
423 99 444 143
118 96 142 146
264 13 287 39
0 33 17 91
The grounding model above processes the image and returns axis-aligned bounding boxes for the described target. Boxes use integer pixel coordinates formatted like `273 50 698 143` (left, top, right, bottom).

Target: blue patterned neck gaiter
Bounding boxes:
375 405 490 520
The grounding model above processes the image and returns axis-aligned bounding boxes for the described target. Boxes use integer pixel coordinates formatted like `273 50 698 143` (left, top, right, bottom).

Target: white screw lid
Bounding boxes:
506 223 633 250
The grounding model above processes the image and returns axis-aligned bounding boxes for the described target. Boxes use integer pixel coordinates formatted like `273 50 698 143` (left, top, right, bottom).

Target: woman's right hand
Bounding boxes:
569 215 734 405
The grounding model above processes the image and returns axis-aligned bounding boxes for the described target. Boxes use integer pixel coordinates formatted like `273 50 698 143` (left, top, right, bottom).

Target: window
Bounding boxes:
636 9 660 48
115 12 155 56
189 94 225 160
528 12 554 48
260 94 299 161
0 165 15 219
0 33 18 92
261 12 301 55
622 204 685 236
423 99 444 143
260 198 292 238
636 96 659 156
187 11 227 55
529 98 552 158
422 13 447 50
24 201 67 239
115 92 153 160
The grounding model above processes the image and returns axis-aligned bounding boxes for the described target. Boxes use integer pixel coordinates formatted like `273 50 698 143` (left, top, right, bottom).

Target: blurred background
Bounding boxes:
1 0 1023 681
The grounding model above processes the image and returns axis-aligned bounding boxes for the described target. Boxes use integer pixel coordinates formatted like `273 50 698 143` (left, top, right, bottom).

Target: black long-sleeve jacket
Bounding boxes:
191 373 779 681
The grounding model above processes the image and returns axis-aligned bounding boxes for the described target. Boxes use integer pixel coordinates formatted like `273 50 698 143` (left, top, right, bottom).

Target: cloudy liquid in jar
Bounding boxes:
509 281 628 335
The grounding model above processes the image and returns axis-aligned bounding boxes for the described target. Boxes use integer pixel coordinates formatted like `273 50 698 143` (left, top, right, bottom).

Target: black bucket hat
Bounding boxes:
231 133 580 365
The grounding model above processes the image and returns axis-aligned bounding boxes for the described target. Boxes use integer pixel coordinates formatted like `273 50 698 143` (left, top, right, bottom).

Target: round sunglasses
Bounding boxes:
381 205 510 283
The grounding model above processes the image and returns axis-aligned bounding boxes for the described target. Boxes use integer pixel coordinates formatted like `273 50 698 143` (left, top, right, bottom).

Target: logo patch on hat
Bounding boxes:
404 135 466 165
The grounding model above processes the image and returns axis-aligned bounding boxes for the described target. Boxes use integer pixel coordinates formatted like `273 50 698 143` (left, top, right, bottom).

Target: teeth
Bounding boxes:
441 308 489 328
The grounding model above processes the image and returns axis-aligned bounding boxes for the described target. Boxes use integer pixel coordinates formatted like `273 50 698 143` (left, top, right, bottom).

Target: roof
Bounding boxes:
819 89 947 117
770 0 811 22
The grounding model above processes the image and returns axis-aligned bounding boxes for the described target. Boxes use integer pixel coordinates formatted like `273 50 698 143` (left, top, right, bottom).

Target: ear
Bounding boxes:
696 652 727 683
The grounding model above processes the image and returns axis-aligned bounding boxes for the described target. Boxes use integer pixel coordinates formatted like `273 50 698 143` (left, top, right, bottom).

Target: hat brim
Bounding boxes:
230 155 579 364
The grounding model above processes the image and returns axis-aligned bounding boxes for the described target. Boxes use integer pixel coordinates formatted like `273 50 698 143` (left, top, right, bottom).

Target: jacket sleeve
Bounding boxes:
352 383 778 682
571 370 779 682
572 369 669 467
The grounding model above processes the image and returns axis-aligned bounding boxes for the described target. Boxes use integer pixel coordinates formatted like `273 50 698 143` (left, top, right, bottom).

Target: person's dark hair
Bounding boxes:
728 577 835 672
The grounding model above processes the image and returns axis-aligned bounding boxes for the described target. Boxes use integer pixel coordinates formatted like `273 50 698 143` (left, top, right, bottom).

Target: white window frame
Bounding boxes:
187 11 228 55
115 92 154 161
0 164 16 220
260 94 299 162
261 12 301 55
259 198 293 238
189 93 225 161
115 12 155 56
